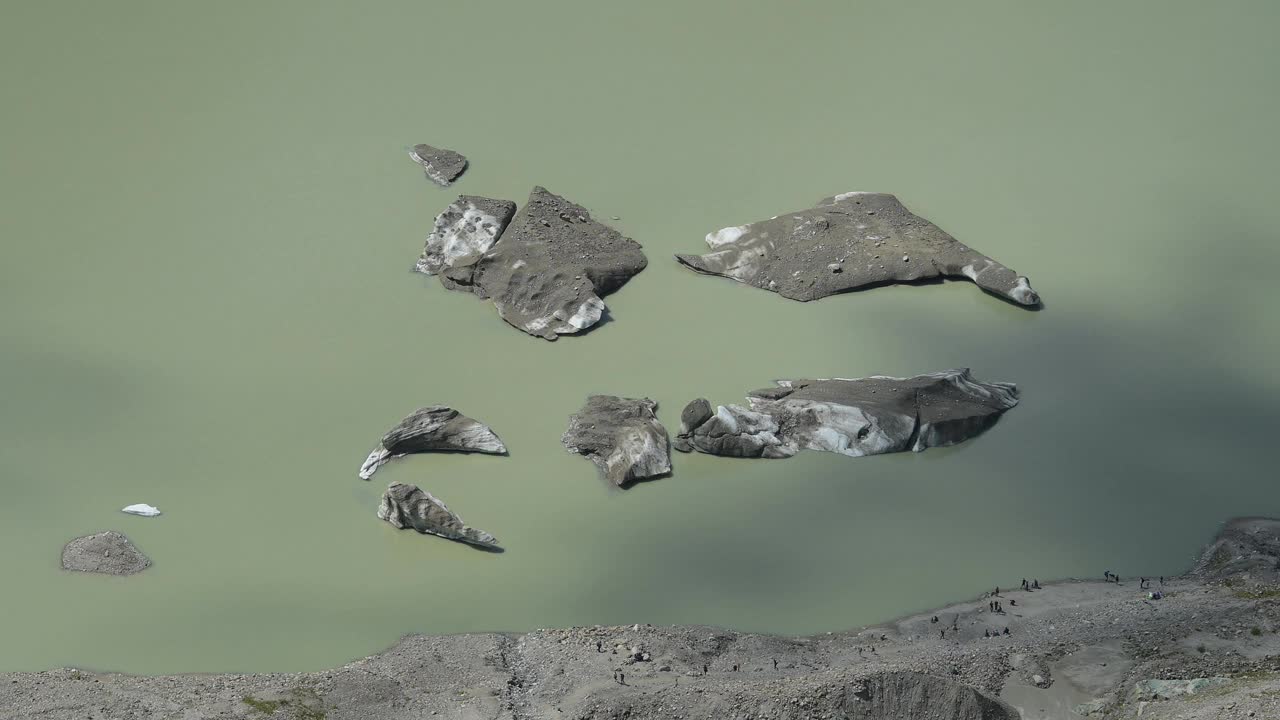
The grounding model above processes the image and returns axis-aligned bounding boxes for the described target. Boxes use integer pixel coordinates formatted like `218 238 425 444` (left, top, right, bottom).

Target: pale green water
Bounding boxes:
2 1 1279 674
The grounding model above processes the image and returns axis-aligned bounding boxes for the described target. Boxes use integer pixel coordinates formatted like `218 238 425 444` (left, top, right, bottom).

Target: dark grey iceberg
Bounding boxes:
377 481 498 549
676 192 1039 306
413 195 517 276
409 144 468 186
562 395 672 487
673 369 1018 459
61 531 151 576
359 406 506 480
440 186 648 340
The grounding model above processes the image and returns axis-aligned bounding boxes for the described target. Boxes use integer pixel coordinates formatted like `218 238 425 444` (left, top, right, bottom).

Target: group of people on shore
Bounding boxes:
1104 570 1165 588
602 569 1177 688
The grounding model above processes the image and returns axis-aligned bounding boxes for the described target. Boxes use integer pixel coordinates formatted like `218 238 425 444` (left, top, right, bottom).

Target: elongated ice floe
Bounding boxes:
358 406 507 480
675 192 1040 306
377 481 498 549
673 369 1019 459
121 503 161 517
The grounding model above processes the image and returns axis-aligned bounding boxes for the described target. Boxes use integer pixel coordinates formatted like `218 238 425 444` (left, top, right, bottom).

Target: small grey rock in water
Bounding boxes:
409 144 468 186
676 192 1039 306
440 186 647 340
377 481 498 549
562 395 672 487
359 406 506 480
414 195 517 276
62 531 151 576
675 369 1018 459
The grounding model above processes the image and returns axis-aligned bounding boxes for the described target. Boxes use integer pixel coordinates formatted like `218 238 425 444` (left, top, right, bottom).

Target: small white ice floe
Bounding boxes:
121 503 161 517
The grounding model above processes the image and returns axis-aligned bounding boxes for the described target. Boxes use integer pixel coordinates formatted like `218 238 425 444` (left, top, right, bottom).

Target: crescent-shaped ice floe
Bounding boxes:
358 406 506 480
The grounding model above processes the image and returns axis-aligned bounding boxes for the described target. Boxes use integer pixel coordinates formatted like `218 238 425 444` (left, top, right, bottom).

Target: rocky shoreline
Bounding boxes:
7 518 1279 719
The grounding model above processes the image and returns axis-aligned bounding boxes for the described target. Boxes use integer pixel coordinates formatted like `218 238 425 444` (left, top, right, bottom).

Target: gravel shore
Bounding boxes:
5 518 1278 720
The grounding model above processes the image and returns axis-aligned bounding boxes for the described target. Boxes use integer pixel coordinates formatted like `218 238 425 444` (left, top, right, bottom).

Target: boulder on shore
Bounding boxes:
838 672 1018 720
440 186 647 340
408 144 468 186
413 196 517 276
676 192 1039 306
377 481 498 549
562 395 672 487
61 531 151 576
674 369 1018 459
359 406 506 480
1194 516 1280 586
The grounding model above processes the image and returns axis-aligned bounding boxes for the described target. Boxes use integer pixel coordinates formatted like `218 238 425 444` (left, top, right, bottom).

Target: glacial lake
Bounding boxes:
2 1 1278 674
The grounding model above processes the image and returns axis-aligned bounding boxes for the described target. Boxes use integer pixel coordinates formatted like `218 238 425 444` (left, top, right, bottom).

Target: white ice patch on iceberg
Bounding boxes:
829 191 874 203
705 225 748 248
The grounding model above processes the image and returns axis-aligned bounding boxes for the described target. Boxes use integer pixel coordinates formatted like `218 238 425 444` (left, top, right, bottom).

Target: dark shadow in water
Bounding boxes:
616 469 675 492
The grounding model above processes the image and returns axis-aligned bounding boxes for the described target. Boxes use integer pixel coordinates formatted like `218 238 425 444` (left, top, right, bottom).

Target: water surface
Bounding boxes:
2 0 1279 674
